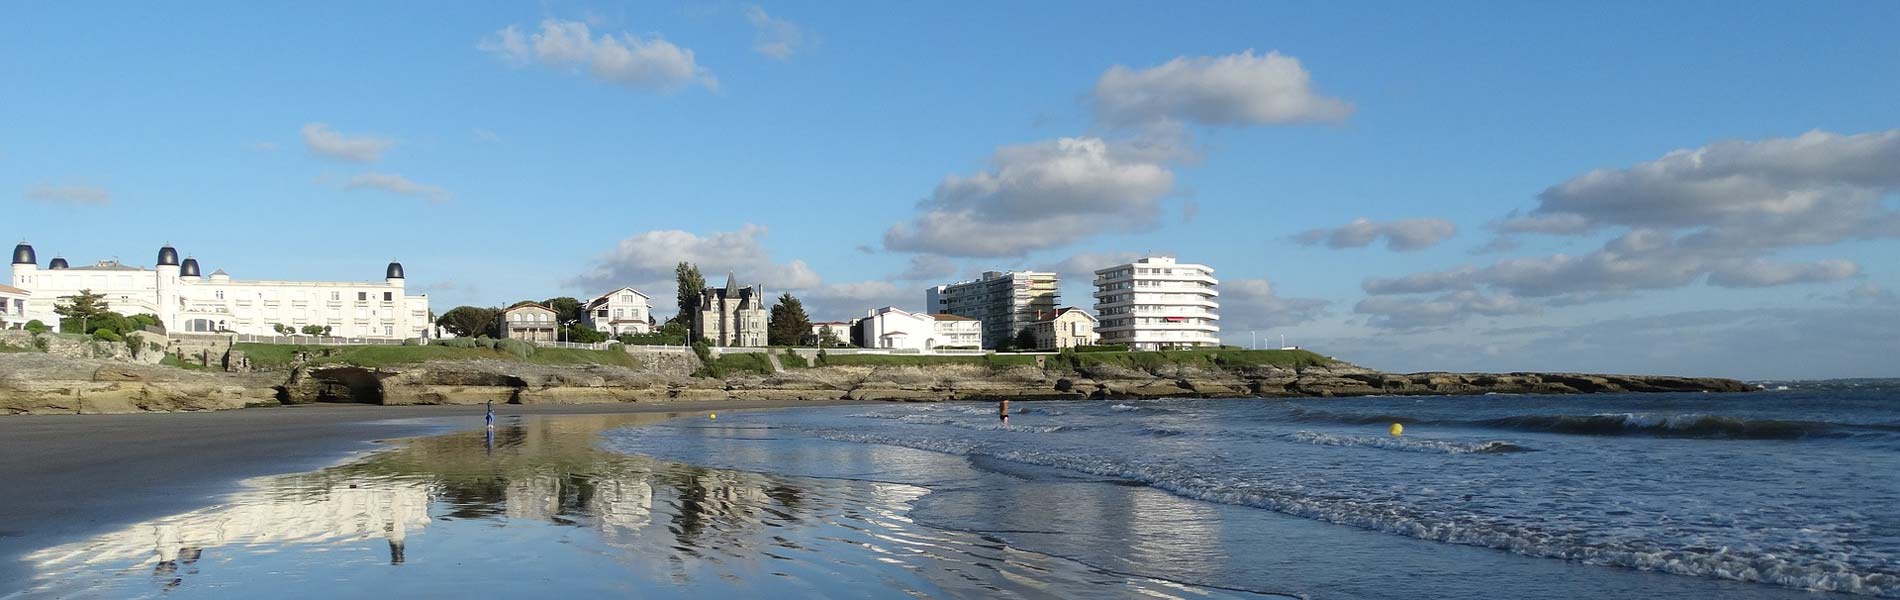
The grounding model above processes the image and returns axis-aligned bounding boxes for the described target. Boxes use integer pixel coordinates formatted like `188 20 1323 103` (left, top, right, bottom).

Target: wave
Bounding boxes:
804 429 1899 597
891 414 1071 434
1286 431 1531 454
1476 413 1864 440
1283 406 1893 440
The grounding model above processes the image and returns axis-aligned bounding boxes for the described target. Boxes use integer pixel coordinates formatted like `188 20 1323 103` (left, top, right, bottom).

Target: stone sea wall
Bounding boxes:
0 350 1755 415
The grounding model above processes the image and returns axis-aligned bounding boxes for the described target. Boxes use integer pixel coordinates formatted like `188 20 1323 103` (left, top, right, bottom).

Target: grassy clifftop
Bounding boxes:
233 342 1330 375
234 343 638 369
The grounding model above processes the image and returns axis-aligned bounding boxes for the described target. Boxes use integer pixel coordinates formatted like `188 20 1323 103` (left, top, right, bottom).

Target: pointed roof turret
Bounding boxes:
724 272 738 294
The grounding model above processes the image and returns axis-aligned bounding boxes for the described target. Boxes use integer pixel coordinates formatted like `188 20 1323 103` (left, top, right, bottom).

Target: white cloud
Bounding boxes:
1507 129 1900 249
480 19 716 93
24 183 111 206
884 137 1174 257
1705 259 1860 288
1355 291 1541 330
744 5 805 60
1221 278 1330 332
1037 251 1151 285
891 254 959 282
1093 50 1353 128
1836 283 1898 306
802 280 918 321
301 123 395 163
343 172 451 203
570 225 820 296
1294 217 1457 251
1358 130 1897 326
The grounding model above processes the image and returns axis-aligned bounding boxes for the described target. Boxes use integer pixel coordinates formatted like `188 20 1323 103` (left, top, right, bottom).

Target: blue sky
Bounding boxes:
5 2 1898 378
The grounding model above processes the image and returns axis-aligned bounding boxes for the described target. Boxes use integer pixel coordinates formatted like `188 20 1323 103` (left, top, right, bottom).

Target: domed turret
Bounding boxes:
11 243 35 266
385 261 405 280
157 245 180 267
49 256 69 269
180 257 201 278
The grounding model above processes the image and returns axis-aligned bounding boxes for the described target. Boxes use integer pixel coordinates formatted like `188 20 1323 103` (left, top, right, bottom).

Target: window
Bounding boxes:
357 292 368 302
331 291 340 301
214 290 224 300
383 292 393 302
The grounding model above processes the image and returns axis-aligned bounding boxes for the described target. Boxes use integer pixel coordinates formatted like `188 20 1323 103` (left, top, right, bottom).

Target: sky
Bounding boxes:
4 2 1897 379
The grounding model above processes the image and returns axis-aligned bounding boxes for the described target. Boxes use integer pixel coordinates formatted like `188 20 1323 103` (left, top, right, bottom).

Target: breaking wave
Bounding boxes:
804 428 1898 597
1285 431 1531 454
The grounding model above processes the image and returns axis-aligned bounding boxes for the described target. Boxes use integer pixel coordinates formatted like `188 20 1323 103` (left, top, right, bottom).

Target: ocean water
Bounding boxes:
602 382 1900 599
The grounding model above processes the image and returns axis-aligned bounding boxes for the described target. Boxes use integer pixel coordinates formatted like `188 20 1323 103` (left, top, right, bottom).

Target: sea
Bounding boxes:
11 381 1896 599
604 381 1900 598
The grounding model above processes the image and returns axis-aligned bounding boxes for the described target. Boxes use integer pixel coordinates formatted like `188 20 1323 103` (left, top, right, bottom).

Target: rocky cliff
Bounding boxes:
0 352 1755 415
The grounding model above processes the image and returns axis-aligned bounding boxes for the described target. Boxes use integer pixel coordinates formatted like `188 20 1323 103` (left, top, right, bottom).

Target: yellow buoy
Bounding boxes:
709 413 717 420
1389 423 1404 436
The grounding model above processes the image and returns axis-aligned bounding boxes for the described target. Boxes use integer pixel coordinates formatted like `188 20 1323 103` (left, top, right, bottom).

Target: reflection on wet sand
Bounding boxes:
20 413 1261 599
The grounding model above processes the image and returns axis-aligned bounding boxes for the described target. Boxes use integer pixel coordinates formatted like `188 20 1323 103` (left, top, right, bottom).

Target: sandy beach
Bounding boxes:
0 399 854 593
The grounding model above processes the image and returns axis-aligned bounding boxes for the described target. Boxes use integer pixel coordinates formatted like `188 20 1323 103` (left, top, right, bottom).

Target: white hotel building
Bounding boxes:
9 243 429 339
1092 256 1220 350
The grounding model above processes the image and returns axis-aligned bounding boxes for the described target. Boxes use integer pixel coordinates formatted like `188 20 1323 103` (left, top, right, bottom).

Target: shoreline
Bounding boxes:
0 398 862 593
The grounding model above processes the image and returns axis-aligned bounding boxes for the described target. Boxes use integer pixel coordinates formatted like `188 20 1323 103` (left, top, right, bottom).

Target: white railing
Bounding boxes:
223 334 415 346
534 340 616 350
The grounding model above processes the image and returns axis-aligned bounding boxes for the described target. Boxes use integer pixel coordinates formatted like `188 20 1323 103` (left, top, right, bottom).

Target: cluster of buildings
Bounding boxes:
805 255 1222 352
7 240 1223 352
7 242 430 339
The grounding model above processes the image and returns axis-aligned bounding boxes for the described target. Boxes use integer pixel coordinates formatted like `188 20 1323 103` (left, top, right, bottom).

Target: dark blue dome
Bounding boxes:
49 257 69 269
180 257 201 277
11 243 34 266
386 261 405 279
157 245 180 267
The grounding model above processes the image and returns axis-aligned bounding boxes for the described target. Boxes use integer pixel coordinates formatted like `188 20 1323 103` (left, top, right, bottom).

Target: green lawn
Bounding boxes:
1068 348 1329 370
706 352 775 376
234 343 637 370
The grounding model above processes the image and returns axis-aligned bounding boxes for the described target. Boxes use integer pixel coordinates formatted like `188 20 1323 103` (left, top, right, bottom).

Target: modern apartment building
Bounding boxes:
926 270 1057 349
1092 256 1220 350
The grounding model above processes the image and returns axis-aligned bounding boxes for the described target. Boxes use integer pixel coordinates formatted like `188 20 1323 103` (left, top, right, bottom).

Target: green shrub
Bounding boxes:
400 338 420 346
91 329 123 342
814 347 828 367
778 348 809 369
497 339 535 359
435 338 479 349
32 336 50 352
23 320 49 334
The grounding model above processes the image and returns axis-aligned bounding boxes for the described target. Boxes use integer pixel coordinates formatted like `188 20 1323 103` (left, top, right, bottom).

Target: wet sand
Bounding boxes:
0 400 858 592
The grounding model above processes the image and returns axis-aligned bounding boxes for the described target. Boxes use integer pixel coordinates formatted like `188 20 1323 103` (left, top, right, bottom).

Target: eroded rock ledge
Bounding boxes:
1 352 1755 415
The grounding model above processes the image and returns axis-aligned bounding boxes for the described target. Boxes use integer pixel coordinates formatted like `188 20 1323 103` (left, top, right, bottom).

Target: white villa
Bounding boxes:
0 283 29 330
1093 256 1220 350
853 307 982 350
8 243 429 339
583 287 652 336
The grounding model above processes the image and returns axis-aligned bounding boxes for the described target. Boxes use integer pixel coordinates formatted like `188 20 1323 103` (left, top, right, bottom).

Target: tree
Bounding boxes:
322 325 333 337
767 292 812 346
540 297 584 324
273 324 289 335
563 324 608 343
436 306 500 338
301 325 325 336
1012 327 1039 351
54 289 130 335
671 262 705 327
818 324 843 348
128 314 162 332
54 289 111 324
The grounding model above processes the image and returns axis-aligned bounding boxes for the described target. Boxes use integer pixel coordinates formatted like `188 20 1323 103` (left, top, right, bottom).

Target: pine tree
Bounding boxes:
768 292 813 346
